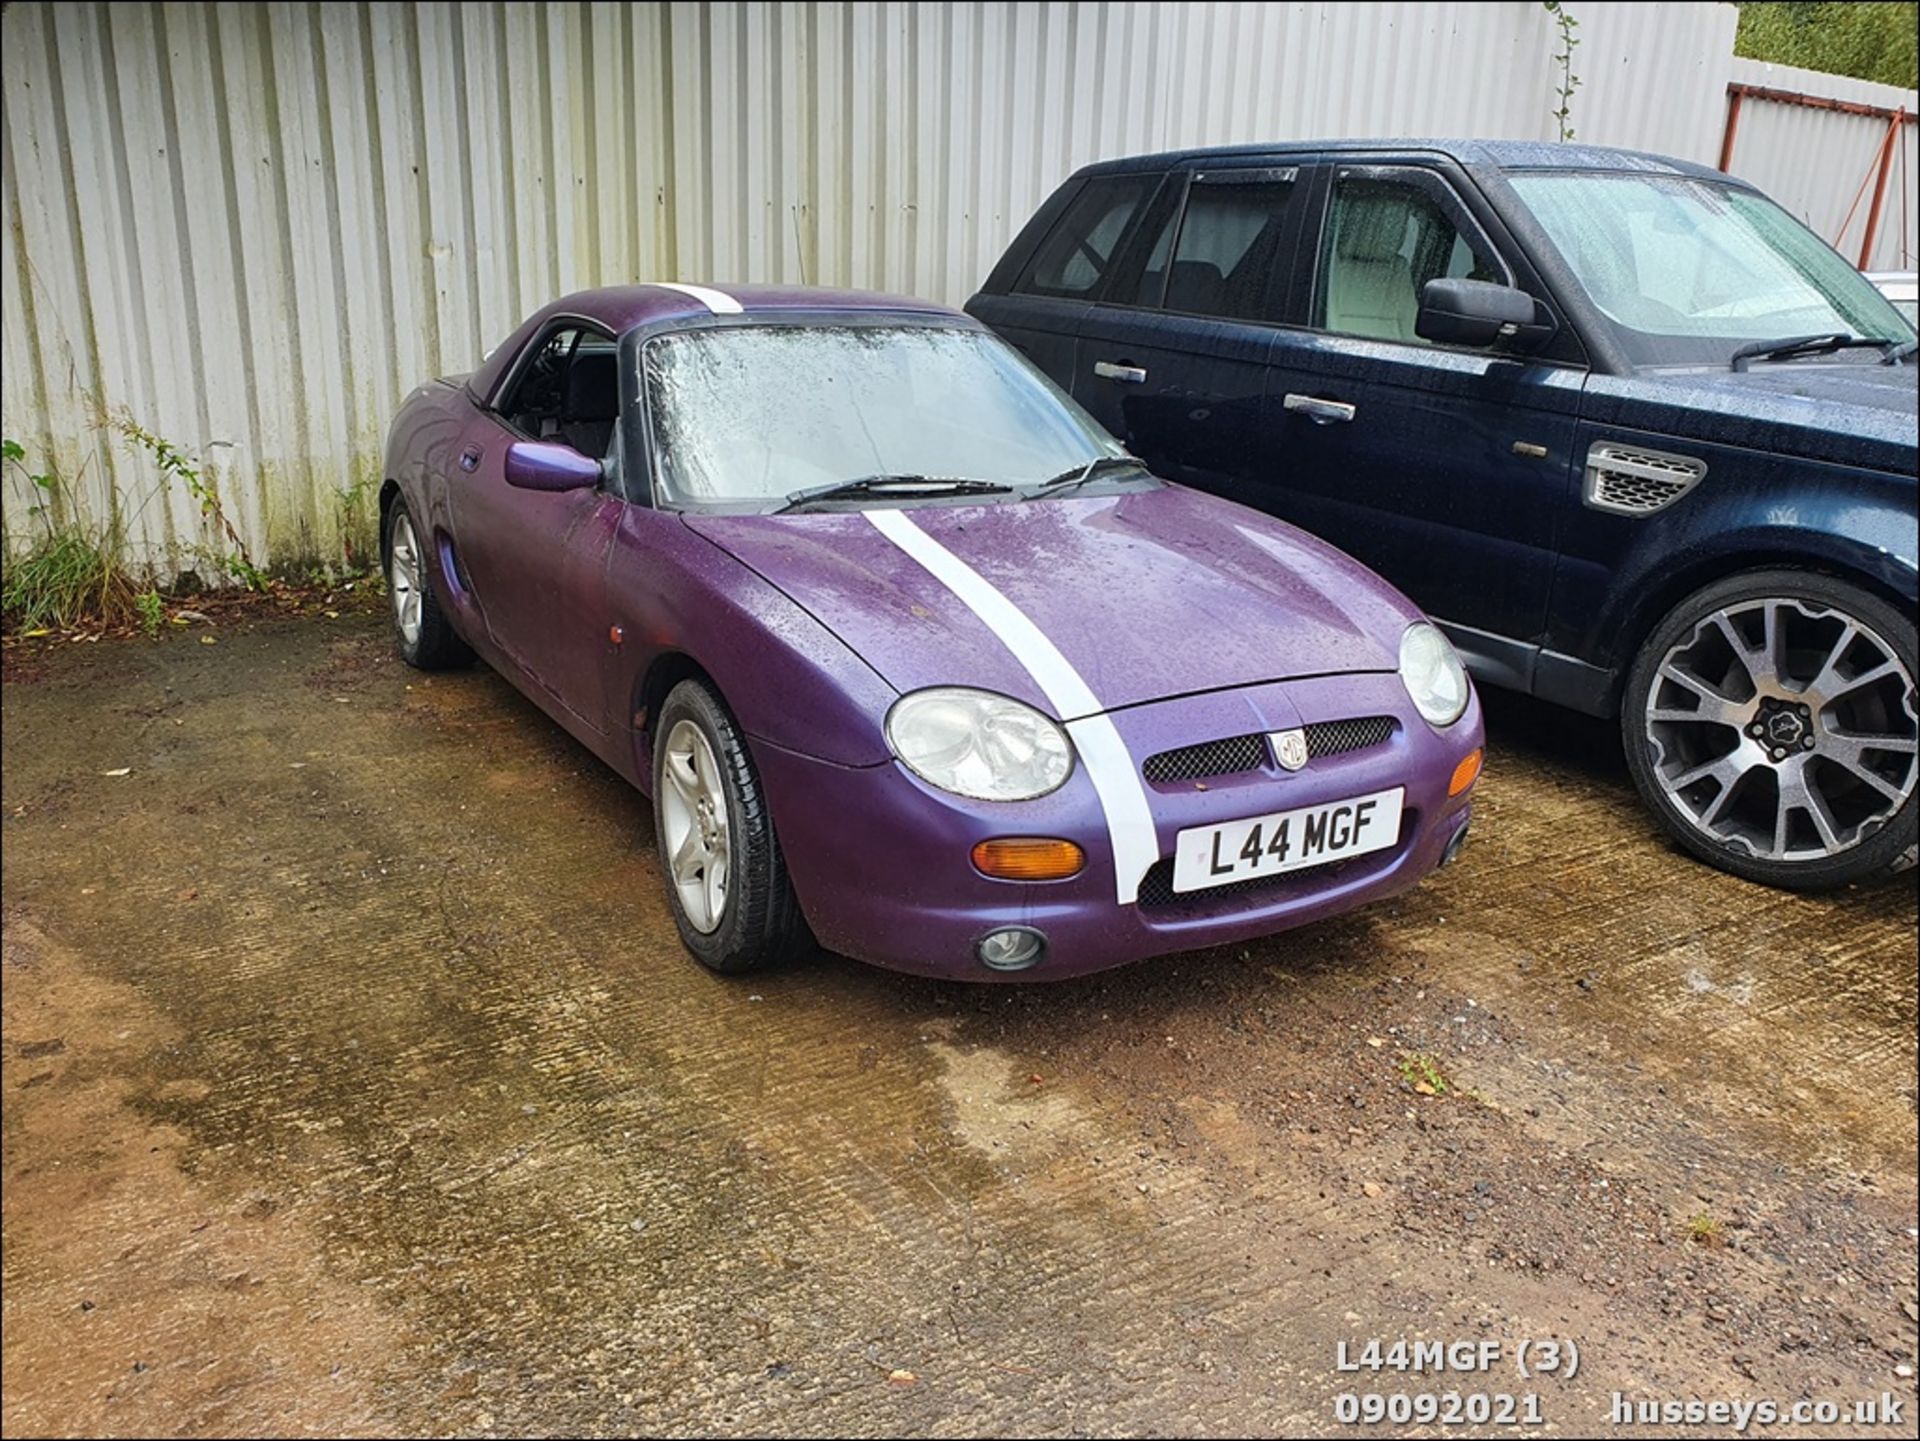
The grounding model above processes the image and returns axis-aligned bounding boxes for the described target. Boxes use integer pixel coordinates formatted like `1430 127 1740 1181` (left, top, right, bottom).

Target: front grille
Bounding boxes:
1142 733 1268 783
1141 716 1395 784
1306 715 1395 758
1135 854 1349 909
1584 442 1706 515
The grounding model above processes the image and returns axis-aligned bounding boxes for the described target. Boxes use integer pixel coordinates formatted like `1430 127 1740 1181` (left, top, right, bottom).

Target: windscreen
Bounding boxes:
643 325 1119 504
1508 171 1910 366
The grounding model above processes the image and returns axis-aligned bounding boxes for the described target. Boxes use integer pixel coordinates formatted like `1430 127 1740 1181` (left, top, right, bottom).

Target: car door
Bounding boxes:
1257 160 1585 682
966 171 1164 386
1072 164 1310 510
450 325 623 732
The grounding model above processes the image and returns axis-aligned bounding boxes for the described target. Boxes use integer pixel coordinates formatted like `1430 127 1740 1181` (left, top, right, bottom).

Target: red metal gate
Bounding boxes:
1720 82 1915 269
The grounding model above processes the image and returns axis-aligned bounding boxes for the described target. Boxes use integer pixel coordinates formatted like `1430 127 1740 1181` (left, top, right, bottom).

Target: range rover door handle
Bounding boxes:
1284 393 1357 424
1093 359 1147 384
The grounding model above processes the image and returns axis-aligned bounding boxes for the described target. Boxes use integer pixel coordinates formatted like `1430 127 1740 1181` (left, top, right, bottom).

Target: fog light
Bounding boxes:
977 926 1047 972
971 837 1085 881
1448 747 1484 796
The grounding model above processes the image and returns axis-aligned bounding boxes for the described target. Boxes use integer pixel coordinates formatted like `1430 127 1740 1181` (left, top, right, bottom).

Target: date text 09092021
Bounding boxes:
1334 1391 1545 1427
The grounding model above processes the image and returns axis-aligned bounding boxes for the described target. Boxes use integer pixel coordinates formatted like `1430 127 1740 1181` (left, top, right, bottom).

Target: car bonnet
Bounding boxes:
682 485 1414 721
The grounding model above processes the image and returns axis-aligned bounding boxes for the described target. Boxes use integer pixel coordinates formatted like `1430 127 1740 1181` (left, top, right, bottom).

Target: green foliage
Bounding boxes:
217 553 267 589
3 530 139 632
1686 1210 1725 1246
1736 2 1918 88
1542 1 1582 142
109 414 267 591
1397 1052 1452 1097
335 475 379 575
3 435 139 632
136 589 165 637
3 434 61 529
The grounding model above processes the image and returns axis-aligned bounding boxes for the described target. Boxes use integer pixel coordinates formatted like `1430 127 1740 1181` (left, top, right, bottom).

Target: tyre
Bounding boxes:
1622 569 1917 889
384 498 473 670
652 678 806 972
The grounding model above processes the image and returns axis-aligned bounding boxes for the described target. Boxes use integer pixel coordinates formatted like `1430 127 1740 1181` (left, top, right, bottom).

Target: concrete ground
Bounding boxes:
2 608 1915 1438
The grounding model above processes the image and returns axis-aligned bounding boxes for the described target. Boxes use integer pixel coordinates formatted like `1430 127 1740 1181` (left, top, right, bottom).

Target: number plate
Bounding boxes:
1171 788 1404 894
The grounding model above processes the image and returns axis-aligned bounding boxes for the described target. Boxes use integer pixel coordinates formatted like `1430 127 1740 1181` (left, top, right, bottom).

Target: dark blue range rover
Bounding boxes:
969 140 1918 890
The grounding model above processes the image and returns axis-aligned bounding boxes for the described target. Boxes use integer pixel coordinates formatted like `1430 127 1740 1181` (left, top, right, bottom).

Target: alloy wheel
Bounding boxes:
388 511 423 646
659 718 732 933
1644 597 1918 862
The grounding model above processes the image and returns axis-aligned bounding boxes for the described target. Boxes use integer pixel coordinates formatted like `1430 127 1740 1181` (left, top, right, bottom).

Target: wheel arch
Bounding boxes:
632 650 720 783
1613 549 1918 889
1591 539 1918 716
377 480 402 558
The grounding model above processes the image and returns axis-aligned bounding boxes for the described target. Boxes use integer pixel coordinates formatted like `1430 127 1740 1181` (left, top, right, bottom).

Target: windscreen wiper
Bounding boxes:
1028 453 1150 498
774 474 1012 513
1729 332 1902 372
1885 339 1918 365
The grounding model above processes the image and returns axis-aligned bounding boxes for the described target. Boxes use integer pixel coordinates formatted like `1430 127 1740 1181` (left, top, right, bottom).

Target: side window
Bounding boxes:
1161 175 1297 321
1015 175 1155 299
1316 169 1505 344
1100 177 1180 308
500 326 620 459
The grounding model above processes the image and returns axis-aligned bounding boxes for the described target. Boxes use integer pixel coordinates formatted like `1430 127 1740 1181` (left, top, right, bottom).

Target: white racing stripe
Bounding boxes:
648 281 743 314
865 508 1159 905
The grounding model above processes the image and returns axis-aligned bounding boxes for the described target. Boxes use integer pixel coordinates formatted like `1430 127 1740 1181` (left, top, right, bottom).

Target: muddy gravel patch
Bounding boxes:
2 615 1914 1436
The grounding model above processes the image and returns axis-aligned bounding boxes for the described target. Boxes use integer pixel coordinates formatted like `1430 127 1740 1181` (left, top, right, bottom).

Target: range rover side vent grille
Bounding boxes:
1584 443 1707 516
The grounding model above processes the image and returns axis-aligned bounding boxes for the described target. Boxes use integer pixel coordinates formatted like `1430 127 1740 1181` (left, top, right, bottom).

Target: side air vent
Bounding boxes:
1583 442 1707 516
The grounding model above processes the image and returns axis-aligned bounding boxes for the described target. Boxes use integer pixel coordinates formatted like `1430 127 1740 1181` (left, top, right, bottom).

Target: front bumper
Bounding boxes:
754 672 1483 981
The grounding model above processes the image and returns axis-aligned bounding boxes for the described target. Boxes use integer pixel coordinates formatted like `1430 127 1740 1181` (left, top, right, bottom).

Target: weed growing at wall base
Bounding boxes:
136 589 165 637
109 414 267 591
3 426 374 634
2 530 140 632
2 436 139 632
335 475 380 574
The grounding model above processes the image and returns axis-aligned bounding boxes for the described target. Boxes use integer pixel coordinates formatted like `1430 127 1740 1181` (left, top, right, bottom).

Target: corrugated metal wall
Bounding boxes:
3 0 1902 580
1724 57 1919 273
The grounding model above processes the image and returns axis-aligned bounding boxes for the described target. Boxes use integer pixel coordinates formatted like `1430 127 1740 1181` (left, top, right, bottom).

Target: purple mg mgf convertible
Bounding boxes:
380 283 1485 980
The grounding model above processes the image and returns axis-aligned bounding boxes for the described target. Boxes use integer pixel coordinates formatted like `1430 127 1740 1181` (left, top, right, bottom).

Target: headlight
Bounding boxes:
885 688 1074 801
1399 622 1470 728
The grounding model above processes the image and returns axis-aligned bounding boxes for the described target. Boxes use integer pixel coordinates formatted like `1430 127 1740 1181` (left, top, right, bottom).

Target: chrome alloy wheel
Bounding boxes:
659 719 732 933
388 511 423 646
1645 597 1918 862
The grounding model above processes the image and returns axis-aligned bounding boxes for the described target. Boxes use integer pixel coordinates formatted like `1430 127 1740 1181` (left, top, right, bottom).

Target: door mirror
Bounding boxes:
503 440 602 492
1416 279 1552 350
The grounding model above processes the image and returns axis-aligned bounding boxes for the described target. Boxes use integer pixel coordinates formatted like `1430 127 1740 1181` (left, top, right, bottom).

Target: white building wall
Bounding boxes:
4 0 1906 577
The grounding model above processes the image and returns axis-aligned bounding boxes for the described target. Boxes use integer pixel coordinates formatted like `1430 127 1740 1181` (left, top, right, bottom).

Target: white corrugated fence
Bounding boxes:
1723 56 1918 273
1 1 1911 578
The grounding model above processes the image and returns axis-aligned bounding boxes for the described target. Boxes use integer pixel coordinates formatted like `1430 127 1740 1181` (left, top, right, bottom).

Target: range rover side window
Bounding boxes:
1315 168 1507 344
1014 176 1155 300
1161 174 1298 321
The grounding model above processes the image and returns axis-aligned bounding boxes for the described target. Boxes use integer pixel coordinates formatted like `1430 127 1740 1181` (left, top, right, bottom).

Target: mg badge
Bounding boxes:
1271 728 1309 772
